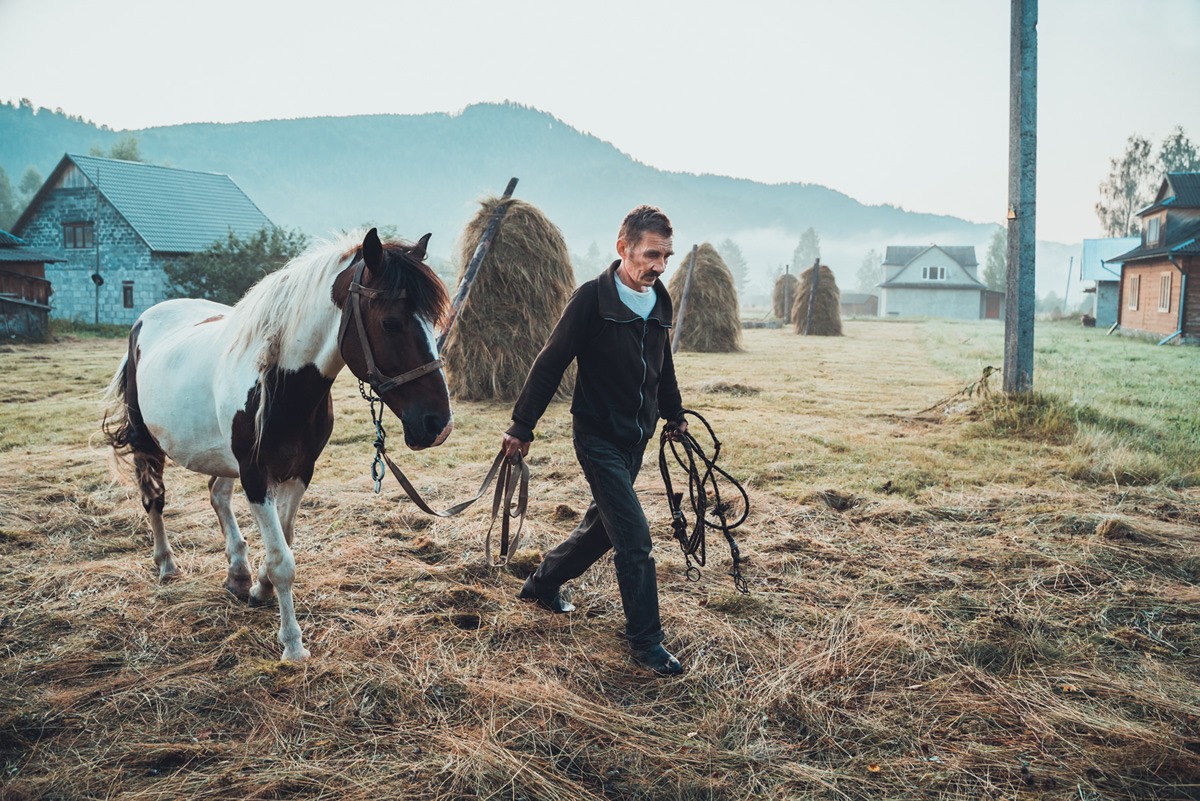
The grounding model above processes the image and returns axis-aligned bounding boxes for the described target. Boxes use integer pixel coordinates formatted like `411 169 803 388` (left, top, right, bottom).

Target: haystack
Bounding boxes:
441 197 576 401
791 262 842 336
773 273 799 323
667 243 742 352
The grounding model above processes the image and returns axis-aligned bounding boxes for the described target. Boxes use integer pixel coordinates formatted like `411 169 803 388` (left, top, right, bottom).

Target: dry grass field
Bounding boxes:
1 319 1198 800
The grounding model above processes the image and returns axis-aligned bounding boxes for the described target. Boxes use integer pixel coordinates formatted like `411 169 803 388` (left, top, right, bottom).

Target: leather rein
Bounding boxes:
337 255 528 565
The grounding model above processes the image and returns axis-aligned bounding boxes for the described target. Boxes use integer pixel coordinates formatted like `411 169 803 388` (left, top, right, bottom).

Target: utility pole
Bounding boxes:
1004 0 1037 394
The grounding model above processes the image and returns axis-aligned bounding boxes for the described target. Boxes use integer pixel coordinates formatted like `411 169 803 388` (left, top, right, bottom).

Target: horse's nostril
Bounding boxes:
423 414 444 437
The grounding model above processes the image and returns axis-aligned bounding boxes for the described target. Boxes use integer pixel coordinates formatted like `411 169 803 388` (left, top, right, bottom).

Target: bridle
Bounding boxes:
336 254 443 395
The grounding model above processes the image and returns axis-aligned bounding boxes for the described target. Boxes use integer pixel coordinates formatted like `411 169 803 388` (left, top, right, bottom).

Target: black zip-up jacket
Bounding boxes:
507 261 685 449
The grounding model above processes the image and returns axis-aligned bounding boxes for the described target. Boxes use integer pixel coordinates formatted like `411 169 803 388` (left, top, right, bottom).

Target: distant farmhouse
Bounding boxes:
1107 172 1200 344
1079 237 1139 330
878 245 1003 320
839 292 878 317
13 154 273 325
0 229 61 339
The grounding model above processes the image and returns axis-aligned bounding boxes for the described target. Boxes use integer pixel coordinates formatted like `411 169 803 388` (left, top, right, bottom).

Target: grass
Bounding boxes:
1 320 1198 800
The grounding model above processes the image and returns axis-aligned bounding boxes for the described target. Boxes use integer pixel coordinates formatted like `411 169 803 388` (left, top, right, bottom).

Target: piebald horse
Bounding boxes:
104 228 451 661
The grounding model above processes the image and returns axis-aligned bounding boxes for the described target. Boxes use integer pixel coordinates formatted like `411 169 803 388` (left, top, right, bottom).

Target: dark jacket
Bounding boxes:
507 261 685 449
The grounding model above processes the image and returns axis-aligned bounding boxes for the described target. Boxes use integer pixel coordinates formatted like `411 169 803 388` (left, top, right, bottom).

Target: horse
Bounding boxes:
103 228 452 661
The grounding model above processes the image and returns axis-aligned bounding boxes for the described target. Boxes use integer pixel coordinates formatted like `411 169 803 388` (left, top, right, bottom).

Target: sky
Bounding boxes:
2 0 1199 246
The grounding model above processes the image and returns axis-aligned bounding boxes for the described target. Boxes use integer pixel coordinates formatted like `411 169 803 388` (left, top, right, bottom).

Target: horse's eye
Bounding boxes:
381 317 405 332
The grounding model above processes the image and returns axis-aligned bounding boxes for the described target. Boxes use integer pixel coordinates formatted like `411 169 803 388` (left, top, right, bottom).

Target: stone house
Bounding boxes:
12 154 273 325
878 245 1004 320
1108 172 1200 344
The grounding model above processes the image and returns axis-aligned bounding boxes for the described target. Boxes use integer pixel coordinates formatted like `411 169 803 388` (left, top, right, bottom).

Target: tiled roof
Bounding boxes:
1138 172 1200 215
62 155 273 253
1110 216 1200 263
0 228 62 263
882 245 978 268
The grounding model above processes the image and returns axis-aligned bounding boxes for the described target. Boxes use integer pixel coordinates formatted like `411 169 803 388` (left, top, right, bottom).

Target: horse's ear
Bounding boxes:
363 228 384 273
412 232 432 261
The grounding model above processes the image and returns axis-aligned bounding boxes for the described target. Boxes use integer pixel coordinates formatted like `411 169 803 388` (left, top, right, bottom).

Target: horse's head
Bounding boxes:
335 228 453 450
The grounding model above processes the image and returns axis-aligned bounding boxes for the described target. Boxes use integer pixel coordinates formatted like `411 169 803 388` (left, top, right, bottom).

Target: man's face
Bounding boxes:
617 233 674 289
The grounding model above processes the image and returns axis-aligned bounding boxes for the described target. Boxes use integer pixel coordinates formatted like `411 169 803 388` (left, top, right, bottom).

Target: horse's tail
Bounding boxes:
101 324 165 482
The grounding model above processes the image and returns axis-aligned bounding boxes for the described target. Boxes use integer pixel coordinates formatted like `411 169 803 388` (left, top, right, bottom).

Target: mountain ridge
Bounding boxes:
1 100 1076 299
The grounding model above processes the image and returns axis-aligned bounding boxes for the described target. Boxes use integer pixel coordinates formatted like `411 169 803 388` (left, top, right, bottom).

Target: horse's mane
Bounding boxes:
222 229 449 451
224 229 449 369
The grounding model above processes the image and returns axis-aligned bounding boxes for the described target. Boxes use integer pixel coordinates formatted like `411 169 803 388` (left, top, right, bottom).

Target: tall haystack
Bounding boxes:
667 243 742 352
442 197 576 401
791 263 843 336
773 273 799 323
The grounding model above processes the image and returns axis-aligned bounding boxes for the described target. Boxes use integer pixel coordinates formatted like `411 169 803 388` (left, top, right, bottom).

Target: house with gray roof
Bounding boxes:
13 154 274 324
1106 172 1200 343
1079 236 1139 329
0 228 62 339
878 244 1003 320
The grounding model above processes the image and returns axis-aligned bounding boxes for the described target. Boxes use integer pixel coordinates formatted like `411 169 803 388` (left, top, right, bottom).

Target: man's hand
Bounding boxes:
501 432 530 460
665 419 689 441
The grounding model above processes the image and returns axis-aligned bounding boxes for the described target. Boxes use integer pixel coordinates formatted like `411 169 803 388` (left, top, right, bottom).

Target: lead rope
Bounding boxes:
359 380 527 565
659 409 751 593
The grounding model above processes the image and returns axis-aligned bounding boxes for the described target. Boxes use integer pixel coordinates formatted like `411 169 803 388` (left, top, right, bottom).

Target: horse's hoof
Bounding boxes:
158 566 180 583
225 575 252 602
248 584 276 607
281 645 310 662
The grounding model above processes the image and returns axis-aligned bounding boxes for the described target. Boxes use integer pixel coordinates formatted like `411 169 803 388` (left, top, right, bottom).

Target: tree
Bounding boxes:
854 249 881 293
982 227 1006 291
717 238 749 295
791 227 820 270
1158 125 1200 173
164 226 309 305
17 166 42 206
108 134 143 162
0 167 19 231
1095 134 1156 237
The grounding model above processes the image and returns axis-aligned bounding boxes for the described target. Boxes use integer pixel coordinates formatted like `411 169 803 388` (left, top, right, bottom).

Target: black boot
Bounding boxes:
519 576 575 614
631 644 684 676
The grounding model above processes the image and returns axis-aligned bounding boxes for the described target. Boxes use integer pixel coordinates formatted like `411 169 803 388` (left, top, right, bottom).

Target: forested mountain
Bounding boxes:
1 99 1072 298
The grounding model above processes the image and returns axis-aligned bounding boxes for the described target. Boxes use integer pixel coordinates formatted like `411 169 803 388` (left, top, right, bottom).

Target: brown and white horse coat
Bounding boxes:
105 228 451 661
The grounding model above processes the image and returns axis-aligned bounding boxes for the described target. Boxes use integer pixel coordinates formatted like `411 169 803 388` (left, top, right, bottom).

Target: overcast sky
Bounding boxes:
3 0 1198 245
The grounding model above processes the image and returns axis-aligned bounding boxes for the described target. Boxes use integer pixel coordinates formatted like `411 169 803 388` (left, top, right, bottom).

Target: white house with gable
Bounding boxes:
878 244 1003 320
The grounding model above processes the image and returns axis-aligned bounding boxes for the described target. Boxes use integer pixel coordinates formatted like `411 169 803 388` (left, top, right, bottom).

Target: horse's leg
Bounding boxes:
275 477 306 548
209 476 252 601
134 450 177 581
247 479 309 661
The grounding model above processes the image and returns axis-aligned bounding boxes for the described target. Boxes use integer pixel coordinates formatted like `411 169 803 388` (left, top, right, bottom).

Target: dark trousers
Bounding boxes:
530 431 663 650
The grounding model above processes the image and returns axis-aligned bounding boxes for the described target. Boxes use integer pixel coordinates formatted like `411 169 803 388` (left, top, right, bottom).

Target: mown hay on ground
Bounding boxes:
792 262 842 336
667 243 742 353
442 197 576 401
772 273 799 323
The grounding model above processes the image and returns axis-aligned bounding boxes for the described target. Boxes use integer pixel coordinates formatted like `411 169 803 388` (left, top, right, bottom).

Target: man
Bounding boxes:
501 204 688 676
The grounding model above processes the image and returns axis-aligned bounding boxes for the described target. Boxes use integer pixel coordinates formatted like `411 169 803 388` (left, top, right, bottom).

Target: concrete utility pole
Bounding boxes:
1004 0 1037 394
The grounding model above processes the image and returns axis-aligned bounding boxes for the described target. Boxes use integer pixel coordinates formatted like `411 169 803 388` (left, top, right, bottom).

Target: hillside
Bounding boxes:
0 100 1076 298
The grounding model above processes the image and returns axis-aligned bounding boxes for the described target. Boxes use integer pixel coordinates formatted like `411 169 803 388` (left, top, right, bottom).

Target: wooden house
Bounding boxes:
12 154 273 325
1109 172 1200 344
839 292 878 317
0 229 61 339
878 245 1003 320
1079 237 1139 330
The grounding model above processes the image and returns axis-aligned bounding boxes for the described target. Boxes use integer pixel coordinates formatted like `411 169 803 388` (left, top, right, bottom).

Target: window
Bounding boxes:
921 265 946 280
1158 272 1172 313
1128 274 1140 310
1146 216 1161 245
122 281 135 309
63 221 94 249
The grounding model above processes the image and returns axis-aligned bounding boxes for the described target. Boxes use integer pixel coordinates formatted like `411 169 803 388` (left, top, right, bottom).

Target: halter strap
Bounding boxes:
337 257 444 395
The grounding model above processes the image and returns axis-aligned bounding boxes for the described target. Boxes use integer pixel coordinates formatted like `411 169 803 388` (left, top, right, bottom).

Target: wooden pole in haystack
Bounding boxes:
803 258 820 335
783 263 791 325
437 176 518 351
671 244 699 354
